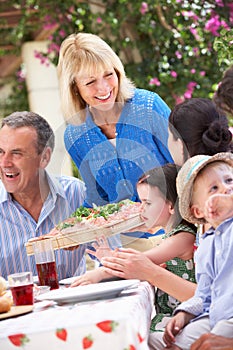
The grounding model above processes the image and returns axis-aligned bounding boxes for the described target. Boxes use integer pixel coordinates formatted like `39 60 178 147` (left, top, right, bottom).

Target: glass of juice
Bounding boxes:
33 239 59 290
8 272 34 306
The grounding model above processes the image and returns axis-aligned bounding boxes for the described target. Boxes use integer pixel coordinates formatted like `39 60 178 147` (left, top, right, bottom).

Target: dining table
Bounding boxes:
0 280 155 350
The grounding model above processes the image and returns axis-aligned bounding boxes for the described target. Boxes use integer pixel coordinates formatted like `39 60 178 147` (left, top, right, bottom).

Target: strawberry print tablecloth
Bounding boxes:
0 281 154 350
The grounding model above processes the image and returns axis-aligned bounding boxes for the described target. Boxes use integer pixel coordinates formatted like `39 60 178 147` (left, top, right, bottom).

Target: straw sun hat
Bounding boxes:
176 152 233 224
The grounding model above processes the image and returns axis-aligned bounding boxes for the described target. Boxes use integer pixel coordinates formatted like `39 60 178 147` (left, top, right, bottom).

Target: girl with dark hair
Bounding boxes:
135 164 197 333
72 164 197 334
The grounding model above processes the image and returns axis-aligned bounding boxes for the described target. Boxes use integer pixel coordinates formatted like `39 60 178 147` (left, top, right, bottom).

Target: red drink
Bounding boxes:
10 284 34 306
36 261 59 290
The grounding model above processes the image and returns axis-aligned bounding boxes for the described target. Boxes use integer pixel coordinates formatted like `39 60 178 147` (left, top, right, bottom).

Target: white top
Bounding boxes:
109 138 116 147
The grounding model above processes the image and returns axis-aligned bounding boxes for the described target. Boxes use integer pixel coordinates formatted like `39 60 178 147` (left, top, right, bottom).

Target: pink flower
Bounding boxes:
34 50 50 67
228 4 233 24
184 81 197 99
170 71 178 78
181 11 199 22
190 69 196 74
175 51 182 59
184 91 192 99
205 15 220 36
59 30 66 38
47 42 60 54
204 13 229 36
189 27 201 41
187 81 197 89
192 47 200 57
16 69 26 82
215 0 224 6
173 94 185 104
200 71 206 76
96 17 102 24
34 50 41 59
149 77 161 86
140 2 148 15
43 22 57 30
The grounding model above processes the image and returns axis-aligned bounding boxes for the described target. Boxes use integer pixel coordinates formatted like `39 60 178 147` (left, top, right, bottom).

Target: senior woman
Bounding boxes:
57 32 173 245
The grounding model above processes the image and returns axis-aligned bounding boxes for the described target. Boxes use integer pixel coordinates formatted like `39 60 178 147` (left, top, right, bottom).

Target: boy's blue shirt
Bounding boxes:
175 217 233 328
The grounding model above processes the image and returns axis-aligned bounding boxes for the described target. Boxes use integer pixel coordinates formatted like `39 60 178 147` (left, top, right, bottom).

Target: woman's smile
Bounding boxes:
95 91 111 101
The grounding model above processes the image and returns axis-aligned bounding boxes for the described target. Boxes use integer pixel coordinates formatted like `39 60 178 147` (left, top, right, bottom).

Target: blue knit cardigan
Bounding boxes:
64 88 173 208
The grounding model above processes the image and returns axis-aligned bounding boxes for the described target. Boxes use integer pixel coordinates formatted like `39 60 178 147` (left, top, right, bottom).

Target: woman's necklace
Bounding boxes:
92 109 121 139
97 122 117 139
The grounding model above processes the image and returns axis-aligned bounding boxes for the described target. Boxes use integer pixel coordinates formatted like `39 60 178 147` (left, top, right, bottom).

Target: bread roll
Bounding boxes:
0 296 11 313
0 276 7 296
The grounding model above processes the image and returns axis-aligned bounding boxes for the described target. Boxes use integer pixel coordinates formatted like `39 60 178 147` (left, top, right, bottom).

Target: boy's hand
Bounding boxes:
205 193 233 222
70 267 109 287
163 317 182 347
163 311 193 347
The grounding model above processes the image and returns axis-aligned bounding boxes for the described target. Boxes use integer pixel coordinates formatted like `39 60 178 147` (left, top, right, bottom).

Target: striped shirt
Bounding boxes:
0 173 88 280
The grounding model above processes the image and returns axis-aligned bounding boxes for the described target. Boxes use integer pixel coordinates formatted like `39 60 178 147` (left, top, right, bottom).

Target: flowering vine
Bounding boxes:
0 0 233 116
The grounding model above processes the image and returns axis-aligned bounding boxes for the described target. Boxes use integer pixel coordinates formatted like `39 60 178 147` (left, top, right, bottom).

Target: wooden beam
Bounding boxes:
0 25 58 78
0 55 22 78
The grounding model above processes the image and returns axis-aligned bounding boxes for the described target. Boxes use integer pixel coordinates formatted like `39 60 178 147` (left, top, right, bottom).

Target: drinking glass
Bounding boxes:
33 239 59 290
8 271 34 306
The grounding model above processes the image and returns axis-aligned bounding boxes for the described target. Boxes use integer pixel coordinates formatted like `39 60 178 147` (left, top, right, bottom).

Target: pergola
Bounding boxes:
0 1 57 79
0 1 72 175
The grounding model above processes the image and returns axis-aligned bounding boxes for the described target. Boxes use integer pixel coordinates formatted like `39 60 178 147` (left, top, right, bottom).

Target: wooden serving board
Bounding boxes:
0 305 34 320
25 213 143 256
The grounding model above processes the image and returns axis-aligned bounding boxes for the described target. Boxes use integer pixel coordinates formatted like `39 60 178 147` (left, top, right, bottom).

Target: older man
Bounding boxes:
0 111 87 280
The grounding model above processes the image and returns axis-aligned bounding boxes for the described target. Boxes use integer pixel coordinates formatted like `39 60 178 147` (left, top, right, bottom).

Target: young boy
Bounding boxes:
149 152 233 350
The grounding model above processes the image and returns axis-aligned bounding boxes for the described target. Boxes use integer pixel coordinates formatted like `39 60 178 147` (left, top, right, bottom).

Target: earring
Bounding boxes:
169 204 175 214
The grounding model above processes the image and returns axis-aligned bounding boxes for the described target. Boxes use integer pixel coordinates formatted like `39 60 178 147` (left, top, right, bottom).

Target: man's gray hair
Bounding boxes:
1 111 55 153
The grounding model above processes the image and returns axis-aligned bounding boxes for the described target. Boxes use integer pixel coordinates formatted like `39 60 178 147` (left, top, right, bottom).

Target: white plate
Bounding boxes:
59 277 77 285
37 279 140 304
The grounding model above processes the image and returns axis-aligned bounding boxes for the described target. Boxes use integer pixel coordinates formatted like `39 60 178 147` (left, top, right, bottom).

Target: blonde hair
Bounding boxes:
57 32 135 123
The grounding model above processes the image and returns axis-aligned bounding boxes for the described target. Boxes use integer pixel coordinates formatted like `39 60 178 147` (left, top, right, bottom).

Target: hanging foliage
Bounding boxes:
0 0 232 114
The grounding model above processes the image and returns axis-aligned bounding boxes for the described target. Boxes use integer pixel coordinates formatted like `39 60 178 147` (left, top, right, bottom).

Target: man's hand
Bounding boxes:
191 333 233 350
85 235 113 261
63 245 80 251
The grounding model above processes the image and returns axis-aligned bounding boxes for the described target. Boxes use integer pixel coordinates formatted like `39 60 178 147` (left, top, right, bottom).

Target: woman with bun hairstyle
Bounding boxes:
168 97 232 167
